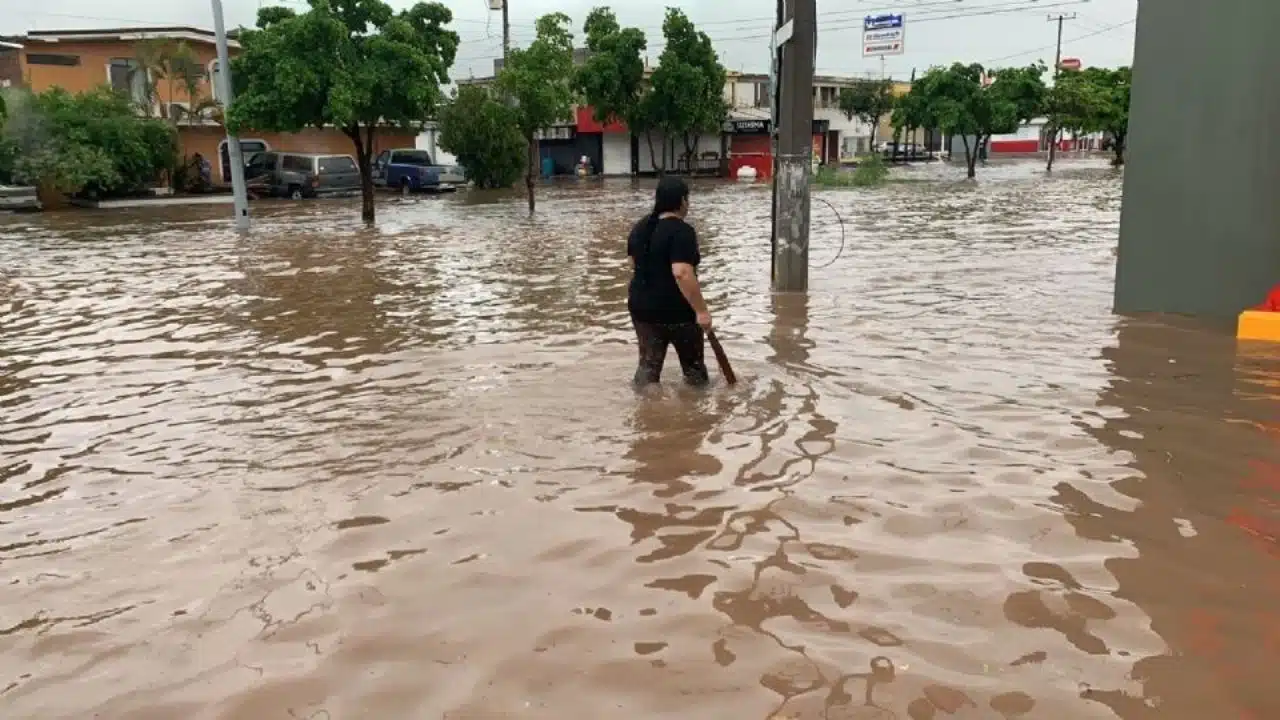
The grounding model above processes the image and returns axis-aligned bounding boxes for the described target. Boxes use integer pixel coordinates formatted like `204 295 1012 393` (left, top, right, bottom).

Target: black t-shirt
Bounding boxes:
627 215 700 324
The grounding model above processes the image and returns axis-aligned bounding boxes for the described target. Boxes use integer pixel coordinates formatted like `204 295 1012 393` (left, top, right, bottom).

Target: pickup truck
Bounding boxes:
372 149 464 194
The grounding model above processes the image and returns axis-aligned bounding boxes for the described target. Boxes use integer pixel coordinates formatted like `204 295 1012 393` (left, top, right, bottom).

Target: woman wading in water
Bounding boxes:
627 177 712 386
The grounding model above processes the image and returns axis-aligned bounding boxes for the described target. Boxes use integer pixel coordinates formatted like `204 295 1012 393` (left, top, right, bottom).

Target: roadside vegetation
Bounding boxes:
0 87 175 202
814 154 891 188
228 0 460 224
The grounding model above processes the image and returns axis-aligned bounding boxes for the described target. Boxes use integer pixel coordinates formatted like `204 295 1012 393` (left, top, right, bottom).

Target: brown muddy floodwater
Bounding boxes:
2 159 1279 719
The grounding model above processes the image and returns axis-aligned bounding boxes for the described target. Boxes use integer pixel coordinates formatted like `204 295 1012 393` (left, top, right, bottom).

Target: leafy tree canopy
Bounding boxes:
2 87 175 197
496 12 576 213
229 0 459 222
838 79 896 145
575 7 647 130
896 62 1046 177
644 8 726 169
437 84 525 189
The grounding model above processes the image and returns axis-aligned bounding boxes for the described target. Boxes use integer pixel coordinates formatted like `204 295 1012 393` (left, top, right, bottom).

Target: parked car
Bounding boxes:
373 149 464 194
243 152 362 200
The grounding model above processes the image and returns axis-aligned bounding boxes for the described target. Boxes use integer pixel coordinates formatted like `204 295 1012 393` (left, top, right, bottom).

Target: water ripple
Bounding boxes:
1 159 1277 718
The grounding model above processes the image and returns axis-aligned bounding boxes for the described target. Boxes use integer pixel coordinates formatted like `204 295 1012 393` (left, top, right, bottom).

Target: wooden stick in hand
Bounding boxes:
706 329 737 385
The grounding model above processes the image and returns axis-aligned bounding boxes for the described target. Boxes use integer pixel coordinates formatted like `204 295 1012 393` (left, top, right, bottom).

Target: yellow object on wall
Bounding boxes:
1237 311 1280 341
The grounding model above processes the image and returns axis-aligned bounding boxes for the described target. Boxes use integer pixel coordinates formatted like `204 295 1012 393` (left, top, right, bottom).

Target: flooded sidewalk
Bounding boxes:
1 161 1278 719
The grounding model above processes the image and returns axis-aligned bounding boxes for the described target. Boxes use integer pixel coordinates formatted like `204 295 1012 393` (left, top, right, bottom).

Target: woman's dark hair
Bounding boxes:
637 176 690 248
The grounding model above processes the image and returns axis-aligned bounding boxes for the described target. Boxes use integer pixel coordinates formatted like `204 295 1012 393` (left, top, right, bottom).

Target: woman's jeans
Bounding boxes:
632 320 709 386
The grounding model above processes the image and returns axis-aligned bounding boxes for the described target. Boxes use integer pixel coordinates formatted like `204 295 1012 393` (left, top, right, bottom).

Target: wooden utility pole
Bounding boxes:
771 0 816 293
1046 12 1077 173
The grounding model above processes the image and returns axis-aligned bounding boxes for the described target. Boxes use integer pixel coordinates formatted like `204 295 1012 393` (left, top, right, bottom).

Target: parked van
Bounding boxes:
244 152 362 199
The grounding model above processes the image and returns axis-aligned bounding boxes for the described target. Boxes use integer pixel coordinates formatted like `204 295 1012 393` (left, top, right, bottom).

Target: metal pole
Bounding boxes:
772 0 815 293
212 0 249 232
1046 12 1076 173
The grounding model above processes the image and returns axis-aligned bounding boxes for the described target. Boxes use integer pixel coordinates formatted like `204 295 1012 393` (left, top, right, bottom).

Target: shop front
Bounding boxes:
725 117 834 179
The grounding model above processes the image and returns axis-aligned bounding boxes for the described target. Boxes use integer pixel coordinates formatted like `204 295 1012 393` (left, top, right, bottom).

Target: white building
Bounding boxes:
725 72 879 160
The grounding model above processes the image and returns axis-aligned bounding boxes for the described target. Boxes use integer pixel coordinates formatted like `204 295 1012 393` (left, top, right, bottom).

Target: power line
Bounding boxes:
984 17 1135 65
647 0 1092 51
458 1 1090 74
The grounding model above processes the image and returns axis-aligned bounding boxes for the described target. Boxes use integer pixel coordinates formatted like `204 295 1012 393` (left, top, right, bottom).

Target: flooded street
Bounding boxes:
2 160 1278 719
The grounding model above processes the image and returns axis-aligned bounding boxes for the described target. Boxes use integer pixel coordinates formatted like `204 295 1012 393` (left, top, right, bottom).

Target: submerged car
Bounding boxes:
373 149 465 193
244 152 362 199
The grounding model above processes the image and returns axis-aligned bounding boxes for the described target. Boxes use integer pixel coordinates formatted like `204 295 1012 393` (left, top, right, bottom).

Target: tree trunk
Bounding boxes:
1112 133 1126 167
1046 122 1058 173
683 132 701 174
348 125 377 224
961 135 976 179
645 131 659 175
526 134 537 215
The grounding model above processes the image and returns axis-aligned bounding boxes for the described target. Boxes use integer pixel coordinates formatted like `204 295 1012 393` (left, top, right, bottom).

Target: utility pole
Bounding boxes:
771 0 816 293
502 0 511 62
1046 12 1076 173
211 0 249 232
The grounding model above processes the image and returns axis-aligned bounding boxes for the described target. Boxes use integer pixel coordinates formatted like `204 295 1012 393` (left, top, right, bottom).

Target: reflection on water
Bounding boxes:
1 160 1277 718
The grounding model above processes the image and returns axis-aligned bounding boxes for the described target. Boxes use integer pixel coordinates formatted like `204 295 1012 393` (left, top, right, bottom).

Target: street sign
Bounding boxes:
863 14 905 57
1059 57 1082 71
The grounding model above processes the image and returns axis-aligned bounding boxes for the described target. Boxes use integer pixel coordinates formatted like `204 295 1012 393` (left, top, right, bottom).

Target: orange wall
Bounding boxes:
20 35 418 186
180 126 419 183
21 38 220 104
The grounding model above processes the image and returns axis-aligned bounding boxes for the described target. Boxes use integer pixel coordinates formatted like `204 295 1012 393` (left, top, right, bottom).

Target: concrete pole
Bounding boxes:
502 0 511 61
1046 12 1076 173
212 0 250 232
772 0 816 293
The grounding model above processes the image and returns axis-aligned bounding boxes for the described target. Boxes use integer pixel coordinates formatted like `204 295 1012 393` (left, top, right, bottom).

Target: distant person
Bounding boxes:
192 153 212 190
627 177 711 387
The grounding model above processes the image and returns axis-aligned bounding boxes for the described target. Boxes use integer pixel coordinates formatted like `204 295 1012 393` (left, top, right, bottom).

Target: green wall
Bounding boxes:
1115 0 1280 317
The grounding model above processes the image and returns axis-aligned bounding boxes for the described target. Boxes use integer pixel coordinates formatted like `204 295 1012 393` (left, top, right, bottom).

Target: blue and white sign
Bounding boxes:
863 14 906 56
864 14 904 31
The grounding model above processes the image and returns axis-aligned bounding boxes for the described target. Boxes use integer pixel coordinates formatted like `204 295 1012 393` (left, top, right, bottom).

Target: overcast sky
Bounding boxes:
5 0 1139 81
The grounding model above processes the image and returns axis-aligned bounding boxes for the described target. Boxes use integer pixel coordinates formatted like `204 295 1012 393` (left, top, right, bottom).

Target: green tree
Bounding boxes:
575 6 648 160
1086 66 1131 166
228 0 460 224
437 84 525 189
2 87 175 198
1045 67 1091 172
644 8 726 173
838 79 896 151
496 12 576 214
897 62 1046 179
134 39 211 123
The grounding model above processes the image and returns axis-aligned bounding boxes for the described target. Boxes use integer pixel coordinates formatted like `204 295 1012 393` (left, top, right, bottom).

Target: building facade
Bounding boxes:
12 26 415 185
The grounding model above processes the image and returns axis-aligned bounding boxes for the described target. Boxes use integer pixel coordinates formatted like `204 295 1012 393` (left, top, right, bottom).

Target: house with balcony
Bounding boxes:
12 26 416 186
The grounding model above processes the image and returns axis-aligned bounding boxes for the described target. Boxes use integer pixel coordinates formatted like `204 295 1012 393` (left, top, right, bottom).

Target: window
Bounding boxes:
220 139 270 181
26 53 80 67
319 156 357 173
108 58 149 106
282 155 313 172
754 80 771 108
390 150 433 166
